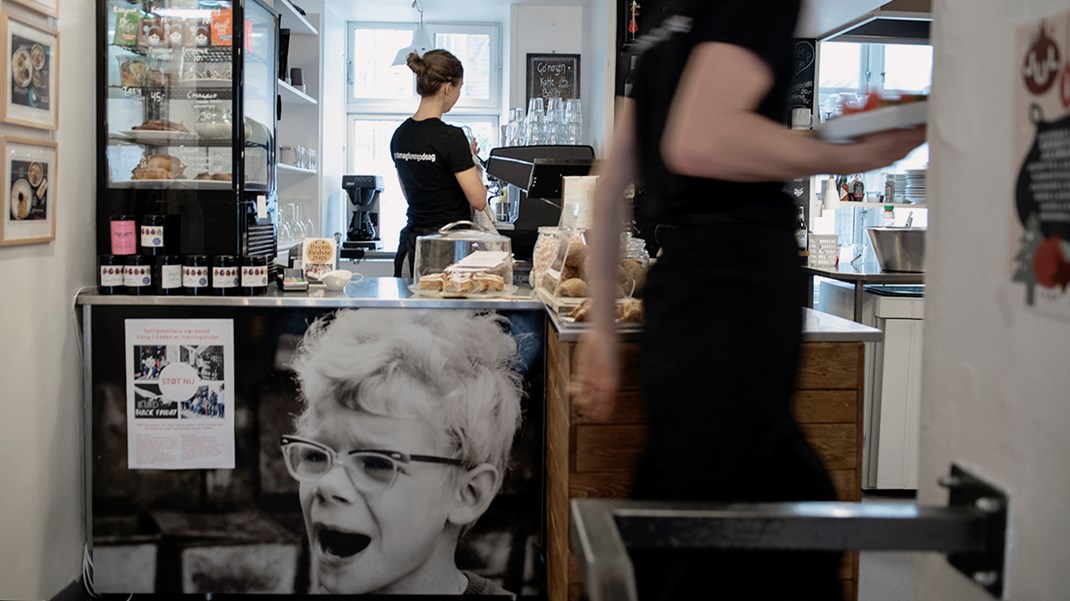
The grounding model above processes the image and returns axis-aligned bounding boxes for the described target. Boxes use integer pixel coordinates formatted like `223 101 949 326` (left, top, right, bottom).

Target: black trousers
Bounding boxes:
393 224 441 279
631 217 844 601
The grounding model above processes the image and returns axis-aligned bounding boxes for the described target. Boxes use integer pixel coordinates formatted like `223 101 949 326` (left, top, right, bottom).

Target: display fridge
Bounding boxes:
96 0 279 259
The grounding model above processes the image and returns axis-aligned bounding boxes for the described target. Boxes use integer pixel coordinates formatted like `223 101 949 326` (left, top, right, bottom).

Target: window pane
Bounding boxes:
443 118 498 161
349 119 407 251
883 44 932 93
819 42 863 90
436 32 491 101
352 29 415 100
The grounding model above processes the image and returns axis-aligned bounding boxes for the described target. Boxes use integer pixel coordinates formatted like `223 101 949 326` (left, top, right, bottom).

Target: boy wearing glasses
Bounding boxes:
281 309 523 596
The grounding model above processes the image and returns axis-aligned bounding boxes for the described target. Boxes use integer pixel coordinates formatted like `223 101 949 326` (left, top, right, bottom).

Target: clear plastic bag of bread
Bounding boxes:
538 228 588 297
530 226 568 289
568 297 644 323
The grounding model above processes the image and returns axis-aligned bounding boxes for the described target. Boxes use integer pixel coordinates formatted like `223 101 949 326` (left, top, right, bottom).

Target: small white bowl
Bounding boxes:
321 269 354 291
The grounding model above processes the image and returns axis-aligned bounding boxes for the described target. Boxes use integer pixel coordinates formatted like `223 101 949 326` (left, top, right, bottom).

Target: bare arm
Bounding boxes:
662 43 926 182
570 99 638 422
455 167 488 211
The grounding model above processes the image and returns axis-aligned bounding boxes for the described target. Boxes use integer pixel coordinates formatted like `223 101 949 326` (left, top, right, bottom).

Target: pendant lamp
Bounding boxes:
392 0 432 66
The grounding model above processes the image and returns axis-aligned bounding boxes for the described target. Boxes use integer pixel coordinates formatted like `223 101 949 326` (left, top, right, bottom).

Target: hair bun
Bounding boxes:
406 51 425 74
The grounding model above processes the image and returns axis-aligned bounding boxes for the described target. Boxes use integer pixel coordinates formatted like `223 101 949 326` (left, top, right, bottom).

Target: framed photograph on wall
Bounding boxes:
1 136 57 246
1 13 59 130
4 0 59 19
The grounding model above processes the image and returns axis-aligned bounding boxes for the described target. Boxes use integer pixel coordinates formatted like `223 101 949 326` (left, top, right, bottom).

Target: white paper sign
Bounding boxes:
1012 11 1070 318
124 319 236 469
453 250 511 270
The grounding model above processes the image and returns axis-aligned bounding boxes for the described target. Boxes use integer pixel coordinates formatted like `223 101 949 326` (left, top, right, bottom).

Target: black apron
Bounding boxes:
393 224 442 279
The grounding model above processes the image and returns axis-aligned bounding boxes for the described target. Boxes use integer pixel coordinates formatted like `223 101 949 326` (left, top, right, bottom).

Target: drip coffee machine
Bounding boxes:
342 175 382 243
339 175 383 260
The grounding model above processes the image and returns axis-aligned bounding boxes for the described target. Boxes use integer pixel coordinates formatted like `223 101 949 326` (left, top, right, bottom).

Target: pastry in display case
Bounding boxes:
96 0 279 259
410 221 517 298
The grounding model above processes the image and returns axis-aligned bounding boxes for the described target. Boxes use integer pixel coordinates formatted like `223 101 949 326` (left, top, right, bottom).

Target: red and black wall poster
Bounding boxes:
1014 9 1070 317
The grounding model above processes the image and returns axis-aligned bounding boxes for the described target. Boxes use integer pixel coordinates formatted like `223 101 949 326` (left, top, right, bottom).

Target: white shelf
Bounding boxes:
277 0 318 36
279 79 318 105
279 163 317 176
838 201 927 209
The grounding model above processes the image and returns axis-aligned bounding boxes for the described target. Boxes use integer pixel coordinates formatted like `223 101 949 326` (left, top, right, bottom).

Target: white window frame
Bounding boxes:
346 21 502 113
818 42 932 101
344 22 503 252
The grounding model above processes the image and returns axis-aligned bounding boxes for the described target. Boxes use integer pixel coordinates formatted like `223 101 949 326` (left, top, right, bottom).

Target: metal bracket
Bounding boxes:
570 464 1008 601
943 464 1009 597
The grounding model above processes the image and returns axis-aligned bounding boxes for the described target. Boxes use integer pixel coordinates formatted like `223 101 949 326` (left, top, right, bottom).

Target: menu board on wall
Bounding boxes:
789 39 817 111
526 53 580 102
1012 10 1070 319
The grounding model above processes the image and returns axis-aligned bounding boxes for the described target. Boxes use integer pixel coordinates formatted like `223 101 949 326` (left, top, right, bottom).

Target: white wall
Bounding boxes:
0 0 96 598
921 0 1070 599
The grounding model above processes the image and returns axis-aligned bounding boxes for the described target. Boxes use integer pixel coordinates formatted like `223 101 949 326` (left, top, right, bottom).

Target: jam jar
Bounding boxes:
183 255 210 296
211 255 240 296
123 255 154 296
241 255 269 296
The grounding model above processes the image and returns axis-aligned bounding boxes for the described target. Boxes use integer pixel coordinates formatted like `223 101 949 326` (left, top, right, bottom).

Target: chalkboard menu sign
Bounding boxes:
789 39 817 111
526 53 580 102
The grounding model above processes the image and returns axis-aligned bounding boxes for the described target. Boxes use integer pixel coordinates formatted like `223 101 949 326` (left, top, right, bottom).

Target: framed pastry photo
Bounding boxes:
1 13 59 130
0 136 57 246
5 0 59 19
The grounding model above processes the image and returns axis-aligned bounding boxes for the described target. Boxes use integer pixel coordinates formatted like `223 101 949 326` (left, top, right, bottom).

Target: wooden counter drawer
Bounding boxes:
572 390 645 424
573 425 646 472
797 343 862 390
569 471 636 499
799 424 858 470
793 390 859 423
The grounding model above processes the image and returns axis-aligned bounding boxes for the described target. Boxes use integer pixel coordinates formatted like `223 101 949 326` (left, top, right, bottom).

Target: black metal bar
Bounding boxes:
570 466 1008 601
611 501 987 552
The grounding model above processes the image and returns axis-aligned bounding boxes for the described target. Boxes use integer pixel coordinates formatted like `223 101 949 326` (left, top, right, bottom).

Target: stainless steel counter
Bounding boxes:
804 260 925 322
76 278 880 343
75 277 545 311
548 307 881 343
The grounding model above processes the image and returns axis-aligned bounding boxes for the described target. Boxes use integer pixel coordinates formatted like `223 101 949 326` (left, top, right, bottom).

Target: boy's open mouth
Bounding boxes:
317 526 371 558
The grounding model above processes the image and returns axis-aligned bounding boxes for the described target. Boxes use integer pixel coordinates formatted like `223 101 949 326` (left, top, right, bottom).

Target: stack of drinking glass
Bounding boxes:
503 97 583 146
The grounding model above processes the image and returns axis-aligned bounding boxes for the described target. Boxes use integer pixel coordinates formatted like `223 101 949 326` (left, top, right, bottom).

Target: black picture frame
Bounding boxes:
525 53 580 103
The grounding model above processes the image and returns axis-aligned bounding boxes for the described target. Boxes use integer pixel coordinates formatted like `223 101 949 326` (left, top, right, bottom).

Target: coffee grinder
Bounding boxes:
340 175 383 260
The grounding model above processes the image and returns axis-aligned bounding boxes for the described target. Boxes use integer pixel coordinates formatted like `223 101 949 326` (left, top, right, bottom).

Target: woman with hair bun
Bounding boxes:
391 49 488 278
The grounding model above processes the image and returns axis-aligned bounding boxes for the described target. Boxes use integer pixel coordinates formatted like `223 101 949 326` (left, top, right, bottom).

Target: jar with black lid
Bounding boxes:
156 255 183 295
183 255 210 295
123 255 154 295
241 255 269 296
211 255 240 296
97 255 125 295
140 214 167 256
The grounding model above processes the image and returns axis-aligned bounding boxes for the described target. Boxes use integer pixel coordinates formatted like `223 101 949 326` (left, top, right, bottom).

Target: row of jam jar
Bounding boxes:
97 254 270 296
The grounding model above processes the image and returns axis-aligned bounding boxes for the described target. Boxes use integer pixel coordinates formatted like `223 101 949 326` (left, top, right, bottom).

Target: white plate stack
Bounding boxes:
905 169 927 204
892 173 908 203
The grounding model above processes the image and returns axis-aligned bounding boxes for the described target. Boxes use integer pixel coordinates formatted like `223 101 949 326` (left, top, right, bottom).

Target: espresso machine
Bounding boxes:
340 175 383 259
485 145 595 259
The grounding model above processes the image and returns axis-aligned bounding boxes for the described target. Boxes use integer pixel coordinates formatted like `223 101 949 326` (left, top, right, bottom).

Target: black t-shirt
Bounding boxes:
390 117 475 228
629 0 801 227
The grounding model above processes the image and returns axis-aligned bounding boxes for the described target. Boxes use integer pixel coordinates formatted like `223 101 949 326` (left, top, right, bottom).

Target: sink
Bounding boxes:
866 227 925 272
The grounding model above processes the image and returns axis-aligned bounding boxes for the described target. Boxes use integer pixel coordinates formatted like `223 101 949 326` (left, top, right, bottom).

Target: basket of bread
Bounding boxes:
410 221 516 298
533 228 648 324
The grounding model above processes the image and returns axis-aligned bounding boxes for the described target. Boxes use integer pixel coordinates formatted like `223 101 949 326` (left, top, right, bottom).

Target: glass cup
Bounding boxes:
565 98 583 122
527 97 545 120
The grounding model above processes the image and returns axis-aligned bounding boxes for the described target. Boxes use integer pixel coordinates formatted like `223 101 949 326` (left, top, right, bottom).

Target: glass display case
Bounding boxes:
96 0 278 258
